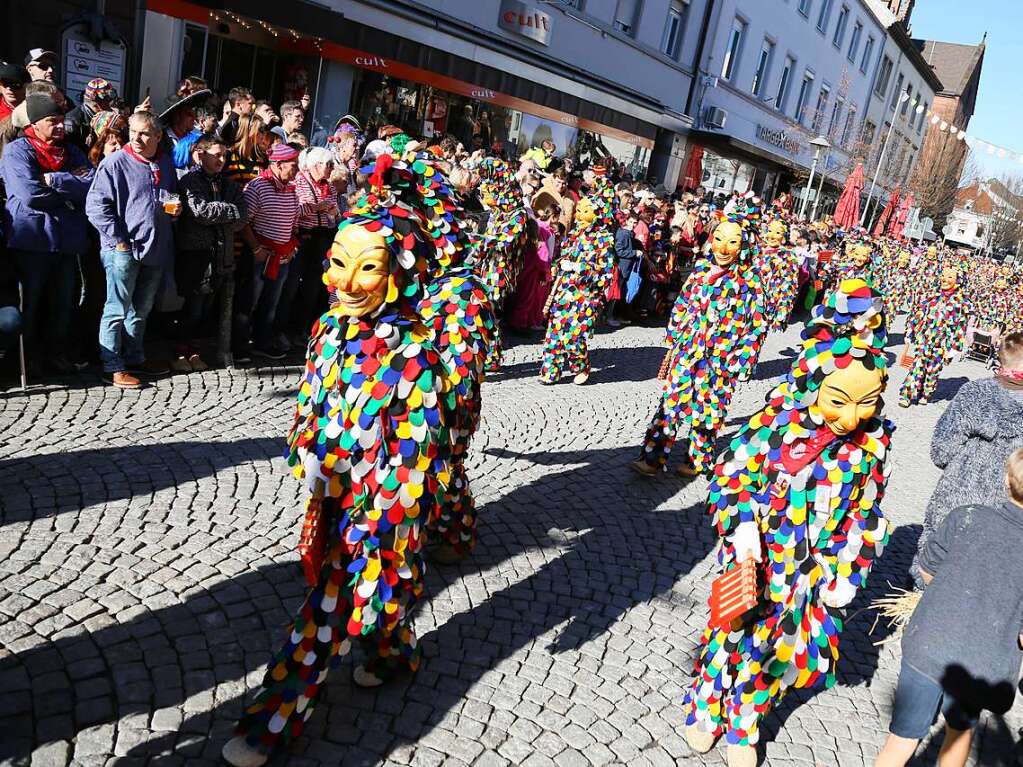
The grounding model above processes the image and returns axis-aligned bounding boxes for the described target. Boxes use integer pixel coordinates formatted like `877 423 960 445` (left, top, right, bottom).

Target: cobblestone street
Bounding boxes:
0 319 1018 767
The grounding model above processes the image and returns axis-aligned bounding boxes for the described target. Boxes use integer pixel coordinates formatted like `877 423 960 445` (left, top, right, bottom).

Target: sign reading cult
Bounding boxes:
499 0 553 46
756 124 800 156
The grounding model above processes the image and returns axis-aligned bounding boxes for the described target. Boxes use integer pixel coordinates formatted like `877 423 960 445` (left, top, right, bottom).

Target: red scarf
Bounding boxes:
258 165 290 192
123 143 161 187
779 425 837 475
301 170 331 201
24 125 66 173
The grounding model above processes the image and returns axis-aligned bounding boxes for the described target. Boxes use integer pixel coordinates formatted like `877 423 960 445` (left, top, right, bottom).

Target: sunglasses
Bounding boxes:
32 61 56 71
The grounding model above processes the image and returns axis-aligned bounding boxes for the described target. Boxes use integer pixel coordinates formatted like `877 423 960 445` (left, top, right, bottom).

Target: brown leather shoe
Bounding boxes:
106 371 142 389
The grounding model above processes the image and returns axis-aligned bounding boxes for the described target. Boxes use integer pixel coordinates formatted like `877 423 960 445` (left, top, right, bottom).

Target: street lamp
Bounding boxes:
799 135 831 220
862 90 910 227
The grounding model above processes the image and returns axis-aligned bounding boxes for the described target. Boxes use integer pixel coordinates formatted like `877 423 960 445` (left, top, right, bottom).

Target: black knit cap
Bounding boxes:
0 62 29 84
24 93 62 124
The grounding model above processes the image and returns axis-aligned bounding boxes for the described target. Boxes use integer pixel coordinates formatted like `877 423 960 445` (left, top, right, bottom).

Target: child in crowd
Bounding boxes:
174 135 247 371
875 447 1023 767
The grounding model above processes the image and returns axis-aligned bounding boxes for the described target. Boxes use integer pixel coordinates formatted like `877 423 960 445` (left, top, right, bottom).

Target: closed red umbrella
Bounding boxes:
872 185 900 238
888 191 913 240
832 163 863 229
680 144 704 191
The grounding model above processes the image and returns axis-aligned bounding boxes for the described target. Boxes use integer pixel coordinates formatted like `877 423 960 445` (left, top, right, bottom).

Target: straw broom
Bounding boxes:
867 586 922 646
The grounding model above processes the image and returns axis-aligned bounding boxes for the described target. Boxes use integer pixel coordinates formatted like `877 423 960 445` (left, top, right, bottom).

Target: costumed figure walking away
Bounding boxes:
471 157 530 371
760 218 800 331
632 212 765 478
881 249 913 319
682 279 893 767
898 265 967 407
222 148 493 767
538 168 616 385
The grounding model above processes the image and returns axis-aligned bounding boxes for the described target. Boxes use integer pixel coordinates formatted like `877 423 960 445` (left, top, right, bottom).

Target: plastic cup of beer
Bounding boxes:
160 190 181 216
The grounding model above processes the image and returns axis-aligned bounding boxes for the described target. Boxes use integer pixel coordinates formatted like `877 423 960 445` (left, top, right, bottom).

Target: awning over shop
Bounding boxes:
149 0 659 147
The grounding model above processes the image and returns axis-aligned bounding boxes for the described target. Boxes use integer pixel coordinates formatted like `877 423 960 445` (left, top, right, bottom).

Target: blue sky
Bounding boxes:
910 0 1023 181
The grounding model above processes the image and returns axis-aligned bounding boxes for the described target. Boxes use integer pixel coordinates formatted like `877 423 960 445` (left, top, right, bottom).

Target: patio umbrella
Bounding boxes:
832 163 864 229
681 144 704 191
888 192 913 240
872 185 900 238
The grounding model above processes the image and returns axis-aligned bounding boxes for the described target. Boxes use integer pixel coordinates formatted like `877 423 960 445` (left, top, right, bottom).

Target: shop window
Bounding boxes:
832 5 849 48
661 0 689 59
614 0 642 35
874 55 893 99
812 84 830 133
751 39 774 97
180 24 208 82
721 16 747 81
847 21 862 63
861 35 875 74
794 70 814 124
776 55 794 111
218 37 257 96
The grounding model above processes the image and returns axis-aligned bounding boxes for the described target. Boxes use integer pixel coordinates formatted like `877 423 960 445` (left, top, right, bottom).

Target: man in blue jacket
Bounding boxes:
1 92 93 375
86 111 179 388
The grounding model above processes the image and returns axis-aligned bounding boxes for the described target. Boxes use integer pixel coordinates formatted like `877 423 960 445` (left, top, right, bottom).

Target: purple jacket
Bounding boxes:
85 148 178 266
1 137 94 254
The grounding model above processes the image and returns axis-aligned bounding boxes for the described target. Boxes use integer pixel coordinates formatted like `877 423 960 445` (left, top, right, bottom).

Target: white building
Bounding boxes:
859 0 941 221
684 0 887 204
137 0 704 184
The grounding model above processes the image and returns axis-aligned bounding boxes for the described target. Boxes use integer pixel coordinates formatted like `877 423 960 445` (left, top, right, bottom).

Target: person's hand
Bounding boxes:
135 95 152 113
253 245 271 263
114 241 131 253
222 100 232 120
300 93 311 110
42 173 52 186
728 521 762 563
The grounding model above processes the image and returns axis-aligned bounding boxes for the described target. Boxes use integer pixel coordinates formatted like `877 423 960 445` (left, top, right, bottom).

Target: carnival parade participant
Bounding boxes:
760 218 800 331
898 265 967 407
471 157 531 371
632 211 765 477
683 279 893 767
880 248 914 319
222 149 493 767
538 168 616 385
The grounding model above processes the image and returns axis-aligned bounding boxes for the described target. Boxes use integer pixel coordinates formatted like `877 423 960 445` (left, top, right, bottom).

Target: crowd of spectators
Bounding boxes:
0 46 905 390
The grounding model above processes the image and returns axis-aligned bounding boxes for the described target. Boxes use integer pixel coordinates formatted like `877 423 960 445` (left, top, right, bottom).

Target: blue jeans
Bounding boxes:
12 249 77 356
250 262 290 347
99 251 165 373
0 305 22 358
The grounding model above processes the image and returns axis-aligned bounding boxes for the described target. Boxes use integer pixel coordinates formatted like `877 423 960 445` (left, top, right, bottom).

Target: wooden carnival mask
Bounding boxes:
325 225 393 317
814 360 884 437
764 219 786 248
575 197 596 228
711 221 743 267
849 243 872 267
939 267 958 292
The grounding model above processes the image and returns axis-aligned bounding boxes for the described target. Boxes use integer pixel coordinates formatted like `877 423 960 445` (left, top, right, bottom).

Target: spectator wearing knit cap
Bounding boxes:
86 110 179 388
235 141 300 360
1 93 94 375
67 77 116 151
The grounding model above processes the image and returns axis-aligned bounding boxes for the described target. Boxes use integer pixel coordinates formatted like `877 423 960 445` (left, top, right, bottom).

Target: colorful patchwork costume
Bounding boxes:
762 242 801 332
682 279 893 747
538 171 617 383
638 213 766 474
471 157 531 371
229 149 494 760
899 273 968 407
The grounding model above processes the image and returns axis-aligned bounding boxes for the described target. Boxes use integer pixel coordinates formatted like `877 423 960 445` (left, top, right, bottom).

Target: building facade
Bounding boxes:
859 1 941 225
132 0 706 185
682 0 888 208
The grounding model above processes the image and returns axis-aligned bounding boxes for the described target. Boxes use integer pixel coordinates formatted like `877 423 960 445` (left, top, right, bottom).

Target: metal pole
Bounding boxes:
17 282 26 392
811 153 829 221
799 148 821 220
861 111 901 226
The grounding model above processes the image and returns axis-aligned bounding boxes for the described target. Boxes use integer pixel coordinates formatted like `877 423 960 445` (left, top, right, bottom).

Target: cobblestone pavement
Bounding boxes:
0 316 1019 767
